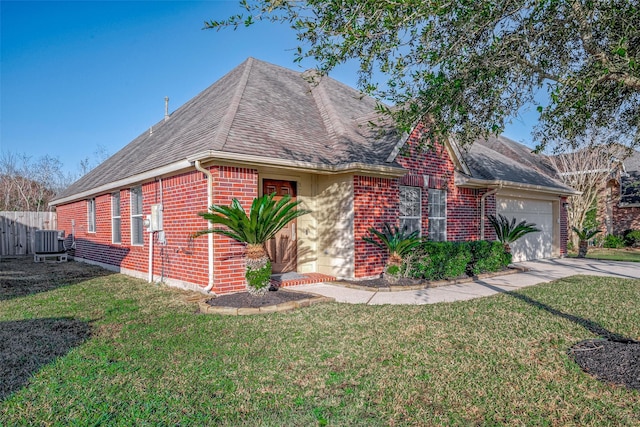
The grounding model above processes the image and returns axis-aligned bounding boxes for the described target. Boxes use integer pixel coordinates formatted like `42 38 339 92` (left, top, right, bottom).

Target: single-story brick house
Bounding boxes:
51 58 577 295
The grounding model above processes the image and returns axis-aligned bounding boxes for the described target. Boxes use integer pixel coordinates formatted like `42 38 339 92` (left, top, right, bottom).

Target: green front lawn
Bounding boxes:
568 247 640 262
1 267 639 425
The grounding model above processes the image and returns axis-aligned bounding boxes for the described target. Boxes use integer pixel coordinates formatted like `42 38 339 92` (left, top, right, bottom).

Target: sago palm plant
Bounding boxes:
195 193 311 295
488 214 540 254
363 223 421 267
572 226 601 258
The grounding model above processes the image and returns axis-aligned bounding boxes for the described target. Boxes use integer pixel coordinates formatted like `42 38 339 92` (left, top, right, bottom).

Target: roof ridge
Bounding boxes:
216 57 254 150
307 73 346 145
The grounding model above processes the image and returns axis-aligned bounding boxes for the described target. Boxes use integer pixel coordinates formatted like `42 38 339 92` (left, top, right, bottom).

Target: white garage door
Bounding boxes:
496 197 554 262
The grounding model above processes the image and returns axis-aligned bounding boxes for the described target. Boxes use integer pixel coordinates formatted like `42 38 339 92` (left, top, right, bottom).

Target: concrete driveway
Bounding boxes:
292 258 640 305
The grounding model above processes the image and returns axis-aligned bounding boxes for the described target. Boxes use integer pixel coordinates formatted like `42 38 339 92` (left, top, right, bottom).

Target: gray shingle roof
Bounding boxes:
52 58 575 203
54 58 400 201
462 135 576 193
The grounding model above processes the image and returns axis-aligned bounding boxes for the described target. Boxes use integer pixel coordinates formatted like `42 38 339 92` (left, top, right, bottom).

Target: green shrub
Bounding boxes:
467 240 510 275
623 229 640 247
385 264 401 275
405 240 512 281
245 259 272 292
407 241 471 281
603 234 625 249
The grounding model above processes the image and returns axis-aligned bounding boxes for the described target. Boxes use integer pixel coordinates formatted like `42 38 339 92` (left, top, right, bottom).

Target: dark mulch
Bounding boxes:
1 256 113 301
569 339 640 390
205 290 316 309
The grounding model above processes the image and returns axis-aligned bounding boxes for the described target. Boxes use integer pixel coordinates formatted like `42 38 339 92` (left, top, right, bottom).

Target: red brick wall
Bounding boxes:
481 190 497 240
395 130 482 242
212 166 258 294
55 165 258 295
609 184 640 234
353 176 399 277
353 126 484 277
560 196 568 256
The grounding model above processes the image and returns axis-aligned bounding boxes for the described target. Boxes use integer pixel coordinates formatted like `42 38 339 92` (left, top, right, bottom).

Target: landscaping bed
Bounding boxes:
337 266 522 291
570 339 640 391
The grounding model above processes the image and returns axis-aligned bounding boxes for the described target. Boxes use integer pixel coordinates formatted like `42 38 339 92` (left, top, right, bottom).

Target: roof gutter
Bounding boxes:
455 172 581 197
187 150 407 177
50 159 193 206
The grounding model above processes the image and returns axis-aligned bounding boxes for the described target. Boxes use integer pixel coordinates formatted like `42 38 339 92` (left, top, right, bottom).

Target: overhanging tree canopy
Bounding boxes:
207 0 639 152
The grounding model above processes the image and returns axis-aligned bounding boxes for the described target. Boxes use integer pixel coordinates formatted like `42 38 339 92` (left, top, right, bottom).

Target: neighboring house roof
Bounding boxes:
454 135 578 195
51 58 577 205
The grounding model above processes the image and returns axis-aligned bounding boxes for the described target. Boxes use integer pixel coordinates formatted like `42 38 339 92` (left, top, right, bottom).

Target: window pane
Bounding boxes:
113 218 121 244
132 216 144 245
428 218 446 241
400 186 421 217
112 192 120 216
428 189 446 241
399 186 422 236
131 187 143 215
400 218 420 235
130 186 143 245
87 199 96 233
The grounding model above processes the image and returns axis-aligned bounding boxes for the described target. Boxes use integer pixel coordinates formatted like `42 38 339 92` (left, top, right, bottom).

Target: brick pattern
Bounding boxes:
395 128 482 242
353 176 399 277
608 183 640 234
272 273 336 287
560 196 568 256
212 166 259 294
56 170 209 287
353 125 484 278
55 166 261 295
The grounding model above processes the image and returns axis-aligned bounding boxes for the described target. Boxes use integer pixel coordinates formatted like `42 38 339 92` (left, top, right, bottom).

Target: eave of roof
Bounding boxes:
454 171 581 197
50 151 407 206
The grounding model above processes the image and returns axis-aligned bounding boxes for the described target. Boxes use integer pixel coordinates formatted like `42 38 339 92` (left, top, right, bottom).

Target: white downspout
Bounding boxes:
148 230 154 282
480 185 501 240
194 160 215 292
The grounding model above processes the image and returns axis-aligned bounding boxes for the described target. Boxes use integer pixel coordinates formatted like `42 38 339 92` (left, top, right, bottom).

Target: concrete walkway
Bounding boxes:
292 258 640 305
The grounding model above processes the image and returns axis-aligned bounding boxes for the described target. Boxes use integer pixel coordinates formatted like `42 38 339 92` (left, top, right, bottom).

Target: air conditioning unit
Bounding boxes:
35 230 65 254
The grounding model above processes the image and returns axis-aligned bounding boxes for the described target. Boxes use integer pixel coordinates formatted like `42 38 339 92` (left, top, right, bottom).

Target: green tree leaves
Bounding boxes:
207 0 640 152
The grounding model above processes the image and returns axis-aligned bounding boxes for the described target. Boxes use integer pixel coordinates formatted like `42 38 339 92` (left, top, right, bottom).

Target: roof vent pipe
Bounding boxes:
164 96 170 122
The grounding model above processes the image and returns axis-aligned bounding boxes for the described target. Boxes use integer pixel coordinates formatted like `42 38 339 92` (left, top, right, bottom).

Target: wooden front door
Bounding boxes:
263 179 297 273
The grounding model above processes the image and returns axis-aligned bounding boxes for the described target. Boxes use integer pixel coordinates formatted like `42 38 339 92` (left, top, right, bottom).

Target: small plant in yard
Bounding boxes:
623 229 640 247
572 226 601 258
603 234 625 249
488 214 540 255
363 223 421 277
195 193 310 295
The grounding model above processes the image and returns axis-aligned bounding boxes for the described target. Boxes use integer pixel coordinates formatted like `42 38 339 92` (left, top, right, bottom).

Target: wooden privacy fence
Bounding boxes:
0 211 58 256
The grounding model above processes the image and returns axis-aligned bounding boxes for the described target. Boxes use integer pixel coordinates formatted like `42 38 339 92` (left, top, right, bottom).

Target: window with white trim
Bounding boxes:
112 192 121 244
130 186 144 245
87 198 96 233
428 189 446 241
399 186 421 236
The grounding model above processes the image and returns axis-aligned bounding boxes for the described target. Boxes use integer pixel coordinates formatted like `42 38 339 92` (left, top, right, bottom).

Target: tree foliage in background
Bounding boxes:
548 139 627 248
0 145 111 212
207 0 639 152
0 151 73 212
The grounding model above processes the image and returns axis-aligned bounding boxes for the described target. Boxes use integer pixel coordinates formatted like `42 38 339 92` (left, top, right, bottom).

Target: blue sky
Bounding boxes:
1 0 539 177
